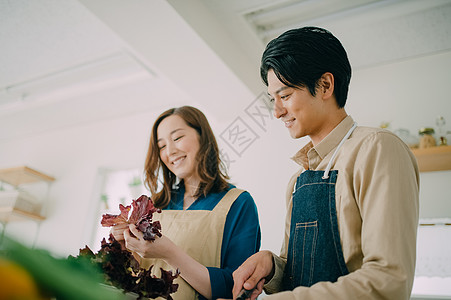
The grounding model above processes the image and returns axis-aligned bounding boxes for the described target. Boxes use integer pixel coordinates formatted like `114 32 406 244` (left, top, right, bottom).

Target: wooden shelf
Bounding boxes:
411 145 451 172
0 166 53 224
0 206 45 222
0 166 55 187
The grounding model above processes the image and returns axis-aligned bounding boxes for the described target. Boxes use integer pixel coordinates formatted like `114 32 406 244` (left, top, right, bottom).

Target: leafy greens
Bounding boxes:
73 195 178 300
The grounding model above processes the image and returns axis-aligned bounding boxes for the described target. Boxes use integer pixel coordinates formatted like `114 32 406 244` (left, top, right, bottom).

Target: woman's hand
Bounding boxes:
125 224 213 299
110 223 129 242
124 224 175 259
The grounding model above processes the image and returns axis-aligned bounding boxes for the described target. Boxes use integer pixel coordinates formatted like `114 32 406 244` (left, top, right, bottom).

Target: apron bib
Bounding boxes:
141 188 244 300
283 123 357 290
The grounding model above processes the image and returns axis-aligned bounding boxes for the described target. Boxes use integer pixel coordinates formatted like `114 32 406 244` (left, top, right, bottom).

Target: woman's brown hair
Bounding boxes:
144 106 229 208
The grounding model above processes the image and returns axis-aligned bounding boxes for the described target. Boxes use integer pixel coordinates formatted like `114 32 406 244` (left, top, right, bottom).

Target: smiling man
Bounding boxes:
231 27 419 300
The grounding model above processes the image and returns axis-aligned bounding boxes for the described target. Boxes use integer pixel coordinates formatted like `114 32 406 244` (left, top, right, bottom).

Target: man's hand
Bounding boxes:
232 250 275 299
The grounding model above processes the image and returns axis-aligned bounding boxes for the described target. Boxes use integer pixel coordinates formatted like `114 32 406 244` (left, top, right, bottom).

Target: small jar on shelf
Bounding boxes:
418 127 436 149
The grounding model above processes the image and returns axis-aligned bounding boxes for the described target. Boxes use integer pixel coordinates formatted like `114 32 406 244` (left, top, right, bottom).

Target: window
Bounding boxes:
91 168 147 246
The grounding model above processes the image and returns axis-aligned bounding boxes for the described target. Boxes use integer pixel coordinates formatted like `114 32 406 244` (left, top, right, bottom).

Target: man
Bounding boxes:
231 27 419 299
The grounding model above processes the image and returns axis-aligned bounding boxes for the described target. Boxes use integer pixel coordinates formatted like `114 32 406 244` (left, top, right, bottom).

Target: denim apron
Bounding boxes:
282 123 357 290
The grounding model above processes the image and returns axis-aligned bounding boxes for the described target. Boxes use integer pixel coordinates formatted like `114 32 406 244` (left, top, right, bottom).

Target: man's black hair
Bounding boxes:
260 26 351 108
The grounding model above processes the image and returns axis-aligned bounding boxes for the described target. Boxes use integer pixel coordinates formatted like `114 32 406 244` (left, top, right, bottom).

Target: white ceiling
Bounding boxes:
1 0 451 142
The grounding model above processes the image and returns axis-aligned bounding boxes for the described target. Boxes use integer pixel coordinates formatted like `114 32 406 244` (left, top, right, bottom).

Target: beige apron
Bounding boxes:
140 188 244 300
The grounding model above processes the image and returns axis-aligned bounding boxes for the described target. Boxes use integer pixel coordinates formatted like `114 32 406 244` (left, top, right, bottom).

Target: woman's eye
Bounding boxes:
174 136 183 141
158 145 166 150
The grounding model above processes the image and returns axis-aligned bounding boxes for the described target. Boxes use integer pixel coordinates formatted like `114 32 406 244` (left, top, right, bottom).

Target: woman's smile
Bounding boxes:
171 156 186 166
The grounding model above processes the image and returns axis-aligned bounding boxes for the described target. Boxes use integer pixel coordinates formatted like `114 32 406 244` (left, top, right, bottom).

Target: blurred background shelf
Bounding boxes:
0 166 55 224
0 166 55 187
411 145 451 172
0 206 46 222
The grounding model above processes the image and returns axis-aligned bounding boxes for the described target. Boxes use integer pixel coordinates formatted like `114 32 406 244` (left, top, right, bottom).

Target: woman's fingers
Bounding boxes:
128 223 144 239
110 223 129 241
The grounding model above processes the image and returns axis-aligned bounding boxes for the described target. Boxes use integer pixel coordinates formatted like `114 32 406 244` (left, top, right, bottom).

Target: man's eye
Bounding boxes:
281 94 290 100
266 98 275 110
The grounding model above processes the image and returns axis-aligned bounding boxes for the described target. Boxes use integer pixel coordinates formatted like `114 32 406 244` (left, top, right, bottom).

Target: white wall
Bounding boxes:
347 50 451 219
0 108 160 255
1 49 451 258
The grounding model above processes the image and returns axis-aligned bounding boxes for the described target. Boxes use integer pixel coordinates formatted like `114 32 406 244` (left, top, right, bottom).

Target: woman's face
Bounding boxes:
157 115 201 183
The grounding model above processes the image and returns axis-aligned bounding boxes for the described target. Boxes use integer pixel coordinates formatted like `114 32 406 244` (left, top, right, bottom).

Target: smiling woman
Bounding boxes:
110 106 261 300
156 114 202 200
146 106 230 209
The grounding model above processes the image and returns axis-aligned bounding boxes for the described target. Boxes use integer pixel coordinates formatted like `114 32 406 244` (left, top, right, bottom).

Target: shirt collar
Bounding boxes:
292 115 355 170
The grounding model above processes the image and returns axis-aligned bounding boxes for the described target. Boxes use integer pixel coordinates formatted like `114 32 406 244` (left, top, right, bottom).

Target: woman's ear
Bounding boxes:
320 72 334 99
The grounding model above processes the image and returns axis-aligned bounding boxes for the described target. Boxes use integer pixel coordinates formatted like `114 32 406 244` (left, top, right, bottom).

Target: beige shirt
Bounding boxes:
264 116 419 300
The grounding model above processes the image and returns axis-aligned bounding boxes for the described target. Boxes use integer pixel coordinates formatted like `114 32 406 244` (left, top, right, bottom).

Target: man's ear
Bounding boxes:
320 72 334 99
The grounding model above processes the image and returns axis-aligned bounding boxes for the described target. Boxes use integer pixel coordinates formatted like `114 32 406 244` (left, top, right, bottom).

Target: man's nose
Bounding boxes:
273 98 286 119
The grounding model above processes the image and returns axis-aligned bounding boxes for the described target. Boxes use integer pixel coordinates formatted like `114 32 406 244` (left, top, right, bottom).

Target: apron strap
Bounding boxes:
213 188 245 215
322 122 357 179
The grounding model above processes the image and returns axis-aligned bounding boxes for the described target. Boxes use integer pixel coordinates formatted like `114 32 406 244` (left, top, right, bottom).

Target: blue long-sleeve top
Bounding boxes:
164 183 261 299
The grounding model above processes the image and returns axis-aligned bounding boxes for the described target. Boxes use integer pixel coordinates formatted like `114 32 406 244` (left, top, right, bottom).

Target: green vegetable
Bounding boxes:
0 236 124 300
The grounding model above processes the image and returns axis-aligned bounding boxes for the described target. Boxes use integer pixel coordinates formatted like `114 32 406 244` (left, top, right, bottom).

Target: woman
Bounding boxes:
112 106 261 300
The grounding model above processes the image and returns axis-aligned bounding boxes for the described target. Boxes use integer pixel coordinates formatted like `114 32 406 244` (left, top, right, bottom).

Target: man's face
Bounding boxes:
267 69 325 140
